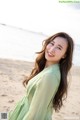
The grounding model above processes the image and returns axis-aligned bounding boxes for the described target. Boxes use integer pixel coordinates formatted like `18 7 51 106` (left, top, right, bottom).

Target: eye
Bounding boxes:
57 47 61 50
50 42 54 45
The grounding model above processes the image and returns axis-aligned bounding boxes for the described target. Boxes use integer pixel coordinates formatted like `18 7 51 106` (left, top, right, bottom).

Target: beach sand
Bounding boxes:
0 58 80 120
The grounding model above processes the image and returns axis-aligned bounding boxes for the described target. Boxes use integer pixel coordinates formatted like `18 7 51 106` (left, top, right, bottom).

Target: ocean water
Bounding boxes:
0 24 80 66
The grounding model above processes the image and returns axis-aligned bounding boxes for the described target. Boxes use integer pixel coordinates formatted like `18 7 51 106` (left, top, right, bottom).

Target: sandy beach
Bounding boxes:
0 58 80 120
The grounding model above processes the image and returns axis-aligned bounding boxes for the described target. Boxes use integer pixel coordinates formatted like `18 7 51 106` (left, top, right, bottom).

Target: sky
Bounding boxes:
0 0 80 45
0 0 80 65
0 24 80 65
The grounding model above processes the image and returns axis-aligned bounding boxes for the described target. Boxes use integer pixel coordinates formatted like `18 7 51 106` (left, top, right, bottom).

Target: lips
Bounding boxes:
47 51 54 57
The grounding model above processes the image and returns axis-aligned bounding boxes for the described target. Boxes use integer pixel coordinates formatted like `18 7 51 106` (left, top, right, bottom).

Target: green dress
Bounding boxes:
9 63 61 120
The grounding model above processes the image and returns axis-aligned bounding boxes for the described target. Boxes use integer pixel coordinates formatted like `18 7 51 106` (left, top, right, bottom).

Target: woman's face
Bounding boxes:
45 37 68 66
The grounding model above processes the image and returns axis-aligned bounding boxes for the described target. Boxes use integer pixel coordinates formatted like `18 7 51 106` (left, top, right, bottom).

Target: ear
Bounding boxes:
62 54 66 59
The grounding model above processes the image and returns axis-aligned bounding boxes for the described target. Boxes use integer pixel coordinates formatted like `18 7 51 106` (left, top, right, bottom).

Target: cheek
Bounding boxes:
46 44 51 50
62 48 67 56
58 51 66 59
56 50 65 58
45 46 49 53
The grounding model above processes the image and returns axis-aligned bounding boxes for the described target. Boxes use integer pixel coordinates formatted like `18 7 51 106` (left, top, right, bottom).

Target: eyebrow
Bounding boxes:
58 45 63 49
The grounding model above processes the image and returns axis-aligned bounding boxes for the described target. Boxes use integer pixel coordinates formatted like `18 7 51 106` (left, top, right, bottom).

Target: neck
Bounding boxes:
45 61 58 68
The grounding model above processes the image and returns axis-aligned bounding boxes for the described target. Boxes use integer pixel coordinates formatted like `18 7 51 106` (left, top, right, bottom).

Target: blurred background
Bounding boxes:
0 0 80 65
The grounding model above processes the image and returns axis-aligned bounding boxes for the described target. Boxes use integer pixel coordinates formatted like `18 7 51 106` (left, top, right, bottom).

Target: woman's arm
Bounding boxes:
23 72 60 120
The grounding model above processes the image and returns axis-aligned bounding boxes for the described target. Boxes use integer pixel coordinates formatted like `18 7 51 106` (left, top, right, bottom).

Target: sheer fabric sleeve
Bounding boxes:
23 72 60 120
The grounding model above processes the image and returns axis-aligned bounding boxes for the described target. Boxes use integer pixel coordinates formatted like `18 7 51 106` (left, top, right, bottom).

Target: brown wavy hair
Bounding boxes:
23 32 74 112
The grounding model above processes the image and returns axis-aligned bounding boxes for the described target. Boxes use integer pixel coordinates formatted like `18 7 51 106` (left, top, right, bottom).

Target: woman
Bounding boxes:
9 32 74 120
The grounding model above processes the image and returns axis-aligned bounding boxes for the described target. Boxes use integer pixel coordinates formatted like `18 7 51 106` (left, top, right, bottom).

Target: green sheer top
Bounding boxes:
9 63 61 120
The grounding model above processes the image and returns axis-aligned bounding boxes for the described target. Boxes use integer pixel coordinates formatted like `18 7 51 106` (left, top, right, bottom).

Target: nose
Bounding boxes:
49 46 55 53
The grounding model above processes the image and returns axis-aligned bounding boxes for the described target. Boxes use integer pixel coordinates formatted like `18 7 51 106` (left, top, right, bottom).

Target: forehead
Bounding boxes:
52 37 68 46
